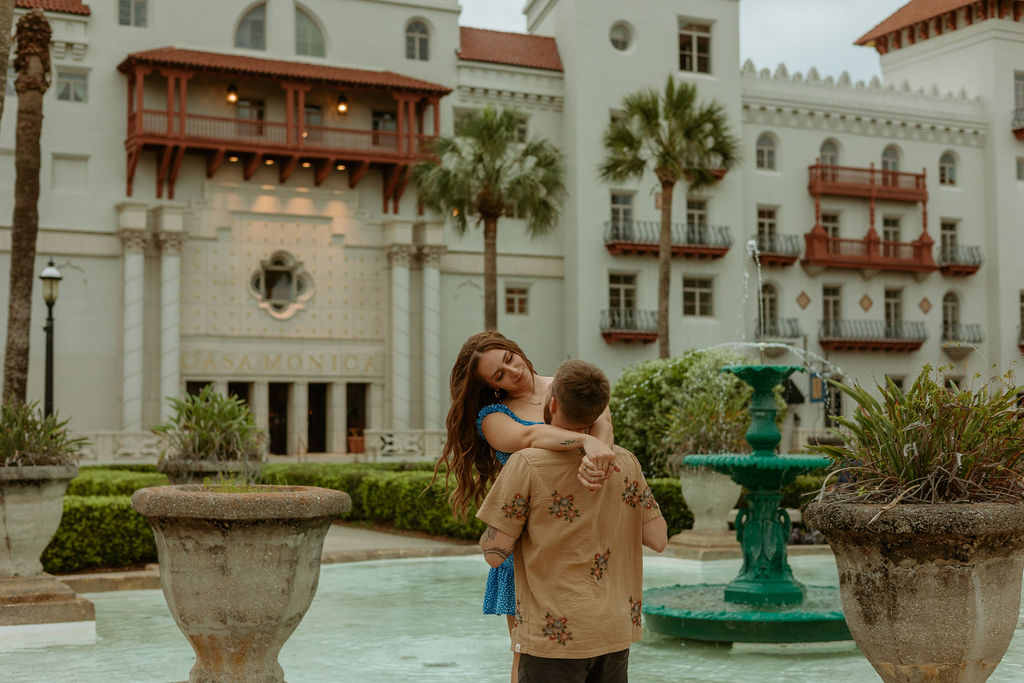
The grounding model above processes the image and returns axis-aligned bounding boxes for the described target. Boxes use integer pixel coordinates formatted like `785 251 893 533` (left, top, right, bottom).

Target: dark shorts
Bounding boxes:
518 648 629 683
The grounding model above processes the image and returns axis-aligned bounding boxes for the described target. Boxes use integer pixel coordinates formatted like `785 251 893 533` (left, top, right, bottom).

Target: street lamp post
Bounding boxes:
39 260 62 417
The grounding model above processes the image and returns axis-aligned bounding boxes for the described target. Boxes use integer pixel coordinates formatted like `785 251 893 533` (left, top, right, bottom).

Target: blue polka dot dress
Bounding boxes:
477 403 540 616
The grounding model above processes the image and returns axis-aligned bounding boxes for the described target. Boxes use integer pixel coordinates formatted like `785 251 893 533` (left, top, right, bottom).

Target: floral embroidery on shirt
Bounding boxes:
641 485 659 511
591 548 611 580
622 478 643 508
543 613 573 645
548 491 580 523
502 494 530 520
629 596 642 626
513 599 523 628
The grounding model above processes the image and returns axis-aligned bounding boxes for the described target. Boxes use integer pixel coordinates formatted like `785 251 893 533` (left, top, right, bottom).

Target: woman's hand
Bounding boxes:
576 437 620 492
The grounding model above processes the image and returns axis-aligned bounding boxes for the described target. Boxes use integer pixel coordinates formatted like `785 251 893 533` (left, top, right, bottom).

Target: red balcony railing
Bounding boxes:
802 229 937 274
808 163 927 203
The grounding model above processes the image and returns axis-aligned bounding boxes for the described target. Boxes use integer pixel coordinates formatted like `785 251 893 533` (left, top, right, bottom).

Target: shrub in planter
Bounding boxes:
0 400 87 576
152 386 267 484
67 469 168 497
804 366 1024 683
42 495 157 573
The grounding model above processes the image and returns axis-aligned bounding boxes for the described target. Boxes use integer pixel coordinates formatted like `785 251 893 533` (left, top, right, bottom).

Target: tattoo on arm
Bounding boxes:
484 547 512 563
481 526 498 543
559 439 581 446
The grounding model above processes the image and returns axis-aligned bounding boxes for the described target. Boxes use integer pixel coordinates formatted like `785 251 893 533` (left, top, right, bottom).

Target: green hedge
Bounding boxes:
79 463 159 473
67 469 168 496
42 495 157 574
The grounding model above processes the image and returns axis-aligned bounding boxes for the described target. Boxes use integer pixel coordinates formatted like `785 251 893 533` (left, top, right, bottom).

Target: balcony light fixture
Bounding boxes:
336 93 349 115
301 161 312 168
228 155 240 163
265 159 275 166
226 83 239 104
335 163 346 171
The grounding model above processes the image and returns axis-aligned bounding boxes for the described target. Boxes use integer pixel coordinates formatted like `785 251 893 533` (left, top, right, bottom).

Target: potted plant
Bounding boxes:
804 366 1024 683
132 482 350 683
0 400 86 577
153 385 266 484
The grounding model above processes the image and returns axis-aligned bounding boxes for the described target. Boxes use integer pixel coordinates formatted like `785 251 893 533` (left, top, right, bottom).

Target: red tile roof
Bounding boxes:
15 0 90 15
856 1 973 44
118 47 452 95
458 27 563 72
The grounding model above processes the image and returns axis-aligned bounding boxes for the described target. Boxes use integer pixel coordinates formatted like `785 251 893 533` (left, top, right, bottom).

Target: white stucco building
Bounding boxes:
0 0 1022 459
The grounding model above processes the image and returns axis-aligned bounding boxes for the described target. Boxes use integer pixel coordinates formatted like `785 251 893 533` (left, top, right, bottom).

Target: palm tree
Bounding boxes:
3 9 51 404
413 106 565 331
600 76 739 358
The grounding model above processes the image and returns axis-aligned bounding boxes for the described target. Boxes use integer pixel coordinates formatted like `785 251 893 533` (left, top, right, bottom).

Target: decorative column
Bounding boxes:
156 229 185 421
289 381 308 456
119 226 148 432
252 381 270 438
388 245 413 430
420 245 445 430
329 382 347 454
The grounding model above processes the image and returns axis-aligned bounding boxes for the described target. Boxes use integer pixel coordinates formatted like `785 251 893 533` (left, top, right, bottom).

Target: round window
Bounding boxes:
609 22 632 51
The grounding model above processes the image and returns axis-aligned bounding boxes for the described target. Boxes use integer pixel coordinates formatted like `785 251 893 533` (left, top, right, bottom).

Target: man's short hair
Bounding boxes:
552 360 610 426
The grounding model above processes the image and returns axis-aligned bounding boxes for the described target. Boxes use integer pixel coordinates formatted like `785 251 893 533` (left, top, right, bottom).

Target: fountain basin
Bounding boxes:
643 584 850 644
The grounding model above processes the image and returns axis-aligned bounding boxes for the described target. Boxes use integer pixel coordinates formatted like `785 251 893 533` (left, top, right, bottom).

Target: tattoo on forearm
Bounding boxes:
559 439 581 446
484 547 511 562
481 526 498 543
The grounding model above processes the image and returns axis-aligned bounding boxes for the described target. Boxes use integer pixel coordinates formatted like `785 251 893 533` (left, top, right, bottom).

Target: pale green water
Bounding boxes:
2 554 1023 682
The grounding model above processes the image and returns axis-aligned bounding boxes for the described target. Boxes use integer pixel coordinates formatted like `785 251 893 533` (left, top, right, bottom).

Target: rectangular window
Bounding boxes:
682 277 713 316
756 207 777 250
885 288 903 337
236 99 265 137
1017 157 1024 181
679 22 711 74
56 72 87 102
882 216 901 258
1015 72 1024 110
609 274 636 313
514 115 528 143
303 104 323 142
940 220 958 261
822 286 841 335
610 193 633 238
505 286 528 315
821 212 839 239
118 0 147 27
686 199 708 244
372 110 397 147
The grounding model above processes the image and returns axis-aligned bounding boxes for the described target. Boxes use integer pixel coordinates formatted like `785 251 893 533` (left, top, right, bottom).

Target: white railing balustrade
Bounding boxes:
363 429 446 462
76 431 166 464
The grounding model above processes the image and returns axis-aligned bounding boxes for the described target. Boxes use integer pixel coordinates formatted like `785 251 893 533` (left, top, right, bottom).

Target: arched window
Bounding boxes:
881 145 900 172
939 152 957 186
235 4 266 50
820 140 839 166
406 21 429 61
759 283 779 336
756 134 776 170
942 292 960 341
295 8 325 57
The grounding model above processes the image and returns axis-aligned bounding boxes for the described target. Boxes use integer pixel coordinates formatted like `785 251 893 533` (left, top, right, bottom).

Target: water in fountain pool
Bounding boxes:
2 554 1023 682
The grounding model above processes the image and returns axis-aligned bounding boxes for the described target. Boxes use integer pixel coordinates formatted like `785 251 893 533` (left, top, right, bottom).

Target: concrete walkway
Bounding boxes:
58 523 477 594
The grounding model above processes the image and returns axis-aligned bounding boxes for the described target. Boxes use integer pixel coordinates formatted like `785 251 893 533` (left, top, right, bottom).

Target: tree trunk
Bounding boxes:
3 10 51 404
657 181 675 359
482 214 498 331
0 0 14 127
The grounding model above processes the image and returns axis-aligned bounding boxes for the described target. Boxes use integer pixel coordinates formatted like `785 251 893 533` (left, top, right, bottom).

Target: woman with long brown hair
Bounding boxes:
436 331 615 682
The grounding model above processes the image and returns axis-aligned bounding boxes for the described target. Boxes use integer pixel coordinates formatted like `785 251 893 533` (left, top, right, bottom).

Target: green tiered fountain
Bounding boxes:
643 365 852 643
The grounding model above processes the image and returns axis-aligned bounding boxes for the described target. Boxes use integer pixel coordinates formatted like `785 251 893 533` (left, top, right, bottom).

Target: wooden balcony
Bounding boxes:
808 163 927 203
601 309 658 344
752 234 801 266
118 47 450 209
818 320 927 353
1014 108 1024 141
802 226 937 275
604 221 732 259
937 245 983 276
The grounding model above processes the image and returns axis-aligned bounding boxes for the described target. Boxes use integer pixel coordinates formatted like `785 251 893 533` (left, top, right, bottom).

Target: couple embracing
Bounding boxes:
435 332 668 682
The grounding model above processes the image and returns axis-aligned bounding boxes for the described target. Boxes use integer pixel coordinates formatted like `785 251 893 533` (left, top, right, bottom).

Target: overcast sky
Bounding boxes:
458 0 910 83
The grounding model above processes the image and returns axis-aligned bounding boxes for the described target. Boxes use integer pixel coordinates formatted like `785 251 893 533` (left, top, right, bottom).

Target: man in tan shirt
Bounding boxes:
477 360 668 682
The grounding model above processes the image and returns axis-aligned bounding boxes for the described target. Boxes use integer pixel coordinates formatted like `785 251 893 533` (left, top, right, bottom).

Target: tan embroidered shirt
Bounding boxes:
477 445 662 659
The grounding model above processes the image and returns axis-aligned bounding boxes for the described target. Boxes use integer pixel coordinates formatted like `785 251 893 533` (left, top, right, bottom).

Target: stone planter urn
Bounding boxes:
132 485 351 683
679 466 743 534
157 458 256 485
804 501 1024 683
0 464 78 576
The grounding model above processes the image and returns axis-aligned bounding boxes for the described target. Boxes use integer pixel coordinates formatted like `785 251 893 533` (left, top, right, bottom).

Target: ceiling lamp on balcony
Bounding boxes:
336 163 346 171
336 93 349 115
226 83 239 104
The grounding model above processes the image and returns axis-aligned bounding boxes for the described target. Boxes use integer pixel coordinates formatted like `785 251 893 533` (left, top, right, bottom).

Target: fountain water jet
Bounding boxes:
643 363 851 643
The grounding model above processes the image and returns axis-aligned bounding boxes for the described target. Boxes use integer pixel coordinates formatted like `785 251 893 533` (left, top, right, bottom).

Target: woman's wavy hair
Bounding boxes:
433 331 536 519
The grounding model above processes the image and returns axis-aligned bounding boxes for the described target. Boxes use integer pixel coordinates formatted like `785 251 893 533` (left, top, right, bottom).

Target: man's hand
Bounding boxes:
576 439 620 492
